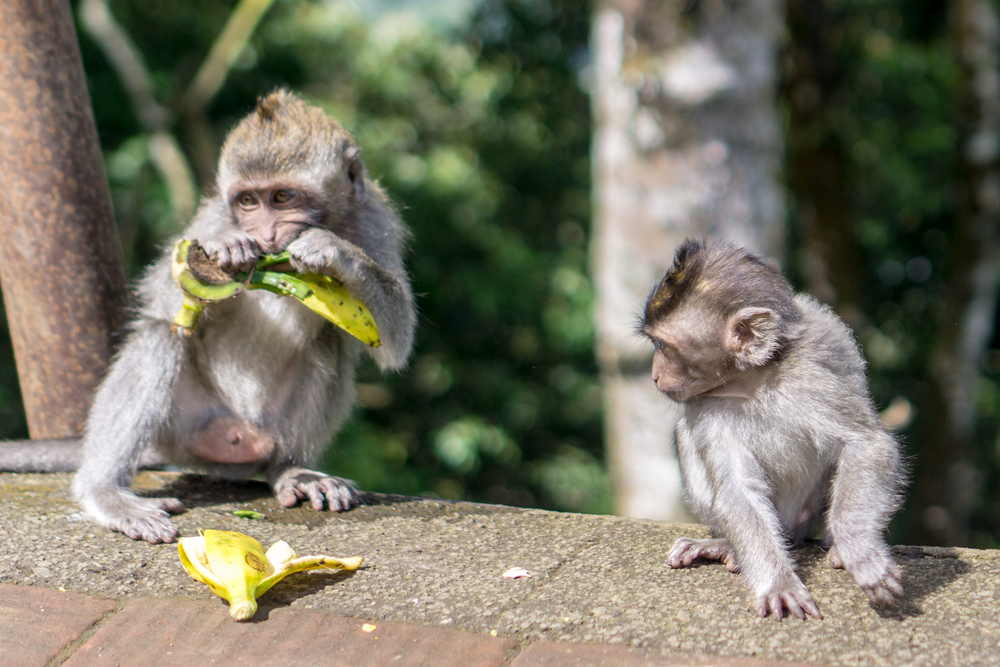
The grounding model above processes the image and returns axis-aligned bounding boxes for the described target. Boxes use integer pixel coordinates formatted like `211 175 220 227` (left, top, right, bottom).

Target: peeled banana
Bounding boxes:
170 238 381 348
178 529 364 620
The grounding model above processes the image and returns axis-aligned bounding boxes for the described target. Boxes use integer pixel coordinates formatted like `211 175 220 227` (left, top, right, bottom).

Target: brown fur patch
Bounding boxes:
642 238 800 335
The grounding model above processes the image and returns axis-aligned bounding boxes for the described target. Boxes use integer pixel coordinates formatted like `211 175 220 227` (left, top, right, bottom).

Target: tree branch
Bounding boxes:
182 0 278 116
78 0 197 222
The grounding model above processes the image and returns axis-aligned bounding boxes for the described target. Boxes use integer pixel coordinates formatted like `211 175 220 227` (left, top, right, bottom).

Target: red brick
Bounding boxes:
511 641 822 667
0 584 115 667
64 597 514 667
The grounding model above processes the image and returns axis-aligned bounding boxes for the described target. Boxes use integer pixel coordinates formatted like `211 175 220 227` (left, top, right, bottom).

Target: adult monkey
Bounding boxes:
1 90 416 543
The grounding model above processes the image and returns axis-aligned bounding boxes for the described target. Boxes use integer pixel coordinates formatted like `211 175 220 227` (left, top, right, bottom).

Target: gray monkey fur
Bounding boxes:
0 91 415 544
642 239 905 619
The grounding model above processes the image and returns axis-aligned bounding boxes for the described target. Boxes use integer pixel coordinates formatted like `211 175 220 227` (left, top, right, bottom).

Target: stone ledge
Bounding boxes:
1 472 997 666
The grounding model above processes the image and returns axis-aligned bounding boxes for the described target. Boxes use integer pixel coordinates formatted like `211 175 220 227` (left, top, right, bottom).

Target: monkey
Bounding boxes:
0 90 416 544
639 239 904 620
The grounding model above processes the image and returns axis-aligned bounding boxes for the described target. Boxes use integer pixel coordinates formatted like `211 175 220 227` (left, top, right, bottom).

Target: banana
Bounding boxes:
178 529 364 620
296 273 381 348
170 239 381 348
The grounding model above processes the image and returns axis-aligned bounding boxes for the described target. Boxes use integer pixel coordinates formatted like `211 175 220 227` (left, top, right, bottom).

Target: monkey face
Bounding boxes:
645 311 734 402
232 184 321 253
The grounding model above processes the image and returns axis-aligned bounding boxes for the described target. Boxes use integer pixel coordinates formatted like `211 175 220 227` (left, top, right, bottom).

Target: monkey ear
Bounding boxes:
727 307 780 367
345 146 367 202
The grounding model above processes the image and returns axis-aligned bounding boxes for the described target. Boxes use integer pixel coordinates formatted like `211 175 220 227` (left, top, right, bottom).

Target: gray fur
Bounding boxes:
0 92 415 543
644 241 904 619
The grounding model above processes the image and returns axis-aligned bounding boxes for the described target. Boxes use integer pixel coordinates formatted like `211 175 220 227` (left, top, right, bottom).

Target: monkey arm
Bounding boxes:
674 418 714 519
286 227 416 371
71 320 187 543
705 449 822 620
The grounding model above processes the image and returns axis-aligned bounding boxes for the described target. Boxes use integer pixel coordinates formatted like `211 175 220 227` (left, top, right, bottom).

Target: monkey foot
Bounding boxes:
828 545 904 605
666 537 739 572
80 489 185 544
755 576 823 621
273 468 360 512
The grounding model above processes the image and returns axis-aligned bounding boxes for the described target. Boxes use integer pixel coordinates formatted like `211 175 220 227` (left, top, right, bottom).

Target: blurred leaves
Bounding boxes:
785 0 1000 546
66 0 606 515
0 0 994 543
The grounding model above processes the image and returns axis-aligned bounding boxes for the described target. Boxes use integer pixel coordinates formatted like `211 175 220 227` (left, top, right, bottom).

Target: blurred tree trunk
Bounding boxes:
783 0 866 331
590 0 787 519
913 0 1000 546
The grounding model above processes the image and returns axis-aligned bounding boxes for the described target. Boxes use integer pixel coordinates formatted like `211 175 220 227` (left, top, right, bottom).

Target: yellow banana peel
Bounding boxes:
178 529 363 621
170 239 381 348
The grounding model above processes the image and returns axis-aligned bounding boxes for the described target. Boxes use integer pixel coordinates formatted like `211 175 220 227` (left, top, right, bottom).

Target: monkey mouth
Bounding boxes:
662 387 692 403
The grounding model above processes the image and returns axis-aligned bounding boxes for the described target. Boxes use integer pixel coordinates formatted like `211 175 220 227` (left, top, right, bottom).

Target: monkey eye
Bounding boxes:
272 189 294 204
236 192 258 209
652 339 672 356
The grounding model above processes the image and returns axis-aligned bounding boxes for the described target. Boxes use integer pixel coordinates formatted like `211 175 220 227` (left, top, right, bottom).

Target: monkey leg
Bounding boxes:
667 537 739 572
270 466 359 511
827 434 905 606
77 489 185 544
73 321 187 544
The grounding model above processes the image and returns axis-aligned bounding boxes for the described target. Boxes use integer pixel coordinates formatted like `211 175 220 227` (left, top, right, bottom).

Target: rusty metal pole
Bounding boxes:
0 0 127 438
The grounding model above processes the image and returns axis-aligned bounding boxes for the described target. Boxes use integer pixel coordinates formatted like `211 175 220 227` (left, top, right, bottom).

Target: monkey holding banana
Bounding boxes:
640 239 905 620
1 90 416 544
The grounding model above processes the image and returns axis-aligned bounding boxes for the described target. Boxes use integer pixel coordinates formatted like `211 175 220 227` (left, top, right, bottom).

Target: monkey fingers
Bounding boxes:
202 230 261 273
756 582 822 621
666 537 738 571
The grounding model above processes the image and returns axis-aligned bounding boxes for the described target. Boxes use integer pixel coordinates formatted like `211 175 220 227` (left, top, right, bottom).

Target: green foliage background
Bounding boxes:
1 0 999 545
68 0 608 515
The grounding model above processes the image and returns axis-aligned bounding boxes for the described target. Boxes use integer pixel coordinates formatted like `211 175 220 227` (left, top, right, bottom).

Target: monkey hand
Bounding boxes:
666 537 740 573
828 545 903 605
201 229 261 274
272 467 359 512
755 572 823 621
286 229 358 279
78 487 185 544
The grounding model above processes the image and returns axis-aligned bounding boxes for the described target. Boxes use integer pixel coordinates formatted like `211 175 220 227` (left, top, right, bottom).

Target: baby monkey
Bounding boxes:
640 239 904 620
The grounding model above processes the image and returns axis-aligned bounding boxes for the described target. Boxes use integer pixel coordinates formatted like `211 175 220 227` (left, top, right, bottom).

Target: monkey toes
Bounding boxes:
109 497 184 544
666 537 739 572
274 468 359 512
828 546 904 605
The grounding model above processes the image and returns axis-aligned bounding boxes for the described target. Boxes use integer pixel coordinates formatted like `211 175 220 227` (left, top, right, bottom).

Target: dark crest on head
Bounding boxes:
642 239 800 334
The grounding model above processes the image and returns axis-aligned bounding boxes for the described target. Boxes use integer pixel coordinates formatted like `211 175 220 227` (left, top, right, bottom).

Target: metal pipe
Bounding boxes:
0 0 127 438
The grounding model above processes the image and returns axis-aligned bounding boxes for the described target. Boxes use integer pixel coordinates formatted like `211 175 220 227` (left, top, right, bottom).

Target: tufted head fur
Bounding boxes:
217 89 366 210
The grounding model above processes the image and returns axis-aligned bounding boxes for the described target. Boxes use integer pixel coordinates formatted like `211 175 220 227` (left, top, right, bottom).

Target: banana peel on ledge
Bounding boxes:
178 529 364 621
170 238 381 348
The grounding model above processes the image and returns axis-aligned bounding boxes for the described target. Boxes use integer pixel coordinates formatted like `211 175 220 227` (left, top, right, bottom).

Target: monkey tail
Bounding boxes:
0 439 167 473
0 438 83 472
